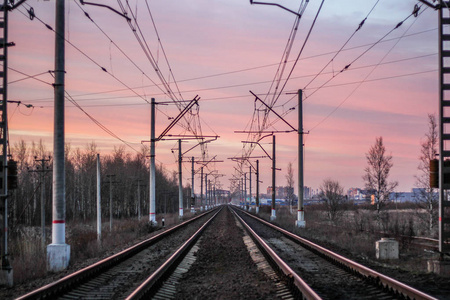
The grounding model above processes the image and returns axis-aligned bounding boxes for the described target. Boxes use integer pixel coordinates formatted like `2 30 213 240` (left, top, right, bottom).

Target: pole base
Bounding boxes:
295 220 306 228
270 209 276 221
256 206 259 214
190 208 196 213
0 267 13 287
428 259 450 276
296 210 305 228
47 243 70 272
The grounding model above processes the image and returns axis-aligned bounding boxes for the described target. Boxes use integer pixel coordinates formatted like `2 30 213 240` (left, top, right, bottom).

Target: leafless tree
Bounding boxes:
363 137 398 215
285 162 295 213
415 114 438 233
319 178 345 222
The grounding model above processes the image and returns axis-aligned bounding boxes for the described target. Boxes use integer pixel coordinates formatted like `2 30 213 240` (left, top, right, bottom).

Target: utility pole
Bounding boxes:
256 160 260 213
208 179 211 208
296 89 306 227
178 139 183 218
0 0 9 286
96 154 101 242
244 172 247 210
271 135 276 221
106 174 116 231
47 0 70 273
149 97 157 225
191 157 195 213
205 173 208 210
249 165 252 211
29 157 52 248
200 167 204 211
136 179 143 221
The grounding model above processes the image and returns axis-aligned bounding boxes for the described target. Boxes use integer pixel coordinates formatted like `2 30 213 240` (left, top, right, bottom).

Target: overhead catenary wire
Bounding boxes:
302 0 381 90
17 4 152 105
307 3 429 132
303 2 425 101
65 91 141 153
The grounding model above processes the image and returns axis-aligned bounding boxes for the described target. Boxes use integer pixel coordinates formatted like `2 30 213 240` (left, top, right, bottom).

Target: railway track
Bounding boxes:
16 205 441 299
16 208 221 300
231 206 438 300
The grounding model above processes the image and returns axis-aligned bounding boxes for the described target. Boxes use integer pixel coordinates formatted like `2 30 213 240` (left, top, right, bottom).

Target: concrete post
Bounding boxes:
178 139 183 218
47 0 70 272
40 165 45 248
191 157 195 213
249 165 252 212
96 154 101 242
200 167 204 211
244 172 247 210
137 179 141 221
256 160 259 214
205 173 208 210
296 89 306 227
149 98 157 225
271 135 276 221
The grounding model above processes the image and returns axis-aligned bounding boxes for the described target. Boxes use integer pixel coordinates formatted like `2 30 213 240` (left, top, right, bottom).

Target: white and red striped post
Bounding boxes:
47 0 70 271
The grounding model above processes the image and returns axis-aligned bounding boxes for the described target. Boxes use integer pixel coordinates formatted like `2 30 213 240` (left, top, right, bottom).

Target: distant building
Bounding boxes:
266 186 293 199
347 188 366 201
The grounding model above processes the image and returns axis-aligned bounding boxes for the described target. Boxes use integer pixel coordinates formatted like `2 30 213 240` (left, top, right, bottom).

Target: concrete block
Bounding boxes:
0 268 13 287
428 260 450 276
47 243 70 272
376 238 398 259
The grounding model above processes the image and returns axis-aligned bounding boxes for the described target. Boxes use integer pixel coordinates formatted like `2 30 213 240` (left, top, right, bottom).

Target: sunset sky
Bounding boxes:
6 0 439 195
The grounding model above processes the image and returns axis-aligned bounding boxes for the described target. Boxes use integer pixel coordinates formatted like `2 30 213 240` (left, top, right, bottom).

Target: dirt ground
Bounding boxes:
176 207 283 299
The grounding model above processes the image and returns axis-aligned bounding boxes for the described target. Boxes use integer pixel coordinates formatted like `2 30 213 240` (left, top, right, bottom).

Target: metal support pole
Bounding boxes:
96 154 101 242
296 89 306 227
108 175 114 231
249 166 252 211
200 167 204 211
244 173 247 210
0 1 12 285
40 164 45 248
149 98 157 225
241 177 244 208
178 139 183 218
256 160 260 214
47 0 70 272
208 179 211 208
205 173 208 210
191 157 195 213
137 179 141 221
271 135 276 221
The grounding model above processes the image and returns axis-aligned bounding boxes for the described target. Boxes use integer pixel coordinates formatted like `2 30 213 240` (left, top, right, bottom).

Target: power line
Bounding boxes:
65 91 140 153
18 4 152 105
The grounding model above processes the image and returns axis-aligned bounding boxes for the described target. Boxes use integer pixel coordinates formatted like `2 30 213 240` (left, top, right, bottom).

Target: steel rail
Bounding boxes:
230 206 321 300
16 208 219 300
126 206 222 299
237 207 438 300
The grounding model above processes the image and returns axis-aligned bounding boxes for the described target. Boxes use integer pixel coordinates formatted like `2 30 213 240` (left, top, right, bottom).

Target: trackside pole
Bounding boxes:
47 0 70 272
256 160 260 214
249 165 252 212
150 98 157 225
178 139 183 218
296 89 306 227
270 135 276 221
191 157 195 213
97 154 101 242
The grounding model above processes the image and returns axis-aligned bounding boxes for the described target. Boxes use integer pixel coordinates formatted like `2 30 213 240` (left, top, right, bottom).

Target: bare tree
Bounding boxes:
319 178 345 222
415 114 438 233
285 162 295 213
363 137 398 215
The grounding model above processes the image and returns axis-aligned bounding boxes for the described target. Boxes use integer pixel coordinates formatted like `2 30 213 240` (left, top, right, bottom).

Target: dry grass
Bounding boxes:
9 211 195 285
253 204 437 275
